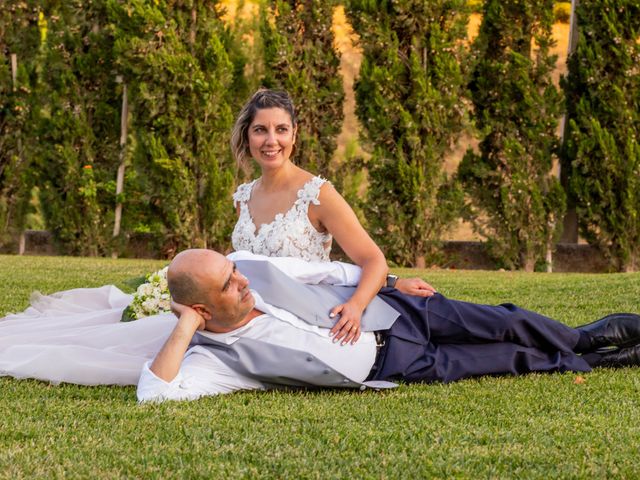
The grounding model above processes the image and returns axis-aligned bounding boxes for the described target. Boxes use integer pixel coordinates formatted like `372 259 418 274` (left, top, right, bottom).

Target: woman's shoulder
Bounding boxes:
232 179 257 204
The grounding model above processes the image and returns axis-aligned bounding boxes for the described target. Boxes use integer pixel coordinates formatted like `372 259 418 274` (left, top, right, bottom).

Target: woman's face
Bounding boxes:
247 107 296 171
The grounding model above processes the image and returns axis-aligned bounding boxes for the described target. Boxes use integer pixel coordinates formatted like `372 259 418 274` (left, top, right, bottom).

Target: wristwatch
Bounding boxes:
386 274 398 288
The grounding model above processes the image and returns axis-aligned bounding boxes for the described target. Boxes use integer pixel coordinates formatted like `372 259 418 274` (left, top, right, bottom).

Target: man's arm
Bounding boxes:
137 349 266 403
138 302 265 402
149 305 203 382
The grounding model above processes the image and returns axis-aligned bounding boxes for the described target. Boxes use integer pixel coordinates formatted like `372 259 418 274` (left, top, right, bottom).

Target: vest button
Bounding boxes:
359 385 366 391
306 356 313 362
323 369 330 374
343 378 350 383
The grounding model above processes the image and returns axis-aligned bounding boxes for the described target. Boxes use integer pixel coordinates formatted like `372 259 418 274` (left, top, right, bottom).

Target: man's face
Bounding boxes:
200 256 256 333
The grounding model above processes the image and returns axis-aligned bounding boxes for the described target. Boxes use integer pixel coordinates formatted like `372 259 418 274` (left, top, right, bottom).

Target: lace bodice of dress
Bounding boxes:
231 176 333 262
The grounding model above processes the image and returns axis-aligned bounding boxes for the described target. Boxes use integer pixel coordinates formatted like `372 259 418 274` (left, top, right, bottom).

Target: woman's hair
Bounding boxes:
230 88 298 168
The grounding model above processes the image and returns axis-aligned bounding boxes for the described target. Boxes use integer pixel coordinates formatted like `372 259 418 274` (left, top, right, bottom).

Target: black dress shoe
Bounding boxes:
576 313 640 351
589 345 640 368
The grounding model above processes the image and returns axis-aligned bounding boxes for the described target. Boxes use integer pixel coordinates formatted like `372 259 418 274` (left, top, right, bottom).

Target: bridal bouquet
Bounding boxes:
121 266 171 322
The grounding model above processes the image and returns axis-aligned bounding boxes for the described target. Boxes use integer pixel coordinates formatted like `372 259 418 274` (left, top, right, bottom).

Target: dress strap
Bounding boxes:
296 176 328 208
232 180 256 207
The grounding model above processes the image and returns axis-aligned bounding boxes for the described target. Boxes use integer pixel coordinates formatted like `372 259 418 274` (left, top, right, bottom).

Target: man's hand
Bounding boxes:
395 277 437 297
171 299 206 331
329 301 363 345
150 299 205 382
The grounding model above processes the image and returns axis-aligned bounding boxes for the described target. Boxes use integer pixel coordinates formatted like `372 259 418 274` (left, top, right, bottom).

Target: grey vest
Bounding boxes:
191 259 400 390
235 259 400 331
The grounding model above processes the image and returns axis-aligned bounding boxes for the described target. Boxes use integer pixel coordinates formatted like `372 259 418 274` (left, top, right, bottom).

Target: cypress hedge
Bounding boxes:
108 0 242 255
0 1 41 248
35 0 121 256
458 0 565 271
1 2 636 268
347 0 469 267
260 0 344 178
562 0 640 272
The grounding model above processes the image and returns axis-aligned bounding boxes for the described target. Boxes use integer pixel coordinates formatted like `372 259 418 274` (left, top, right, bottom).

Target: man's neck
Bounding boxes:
205 308 265 334
224 308 265 332
245 307 266 323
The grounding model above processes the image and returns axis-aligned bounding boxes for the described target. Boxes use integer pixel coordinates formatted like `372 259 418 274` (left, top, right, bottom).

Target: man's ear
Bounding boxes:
192 304 212 321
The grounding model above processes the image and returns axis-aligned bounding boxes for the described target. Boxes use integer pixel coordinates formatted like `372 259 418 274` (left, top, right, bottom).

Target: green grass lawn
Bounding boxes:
1 254 640 478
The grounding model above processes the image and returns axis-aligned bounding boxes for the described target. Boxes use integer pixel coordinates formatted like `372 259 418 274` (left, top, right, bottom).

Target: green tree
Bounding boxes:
0 1 41 247
109 0 242 254
346 0 469 267
260 0 344 178
35 0 121 255
458 0 564 271
562 0 640 271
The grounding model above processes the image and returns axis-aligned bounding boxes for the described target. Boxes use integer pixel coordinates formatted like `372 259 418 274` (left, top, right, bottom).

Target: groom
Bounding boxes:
137 249 640 402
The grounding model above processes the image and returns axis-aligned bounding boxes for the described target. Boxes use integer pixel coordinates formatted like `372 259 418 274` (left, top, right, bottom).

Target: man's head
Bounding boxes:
167 249 255 333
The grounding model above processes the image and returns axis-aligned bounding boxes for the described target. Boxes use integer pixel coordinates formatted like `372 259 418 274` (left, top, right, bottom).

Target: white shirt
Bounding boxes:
136 252 375 403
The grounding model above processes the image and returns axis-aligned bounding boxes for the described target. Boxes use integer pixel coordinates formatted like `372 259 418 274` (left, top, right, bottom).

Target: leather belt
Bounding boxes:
367 331 388 380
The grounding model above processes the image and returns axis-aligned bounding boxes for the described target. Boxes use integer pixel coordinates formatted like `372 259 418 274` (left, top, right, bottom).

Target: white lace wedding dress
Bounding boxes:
232 176 332 262
1 177 335 386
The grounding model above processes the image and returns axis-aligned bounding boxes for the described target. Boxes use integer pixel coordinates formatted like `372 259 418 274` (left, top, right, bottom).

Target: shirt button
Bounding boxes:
359 385 366 391
343 378 350 383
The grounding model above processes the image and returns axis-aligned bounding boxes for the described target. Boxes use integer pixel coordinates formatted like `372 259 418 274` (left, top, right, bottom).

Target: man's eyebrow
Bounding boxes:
221 263 236 292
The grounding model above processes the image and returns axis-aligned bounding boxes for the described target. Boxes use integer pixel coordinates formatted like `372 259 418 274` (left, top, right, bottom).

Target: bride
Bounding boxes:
230 89 435 345
0 89 435 387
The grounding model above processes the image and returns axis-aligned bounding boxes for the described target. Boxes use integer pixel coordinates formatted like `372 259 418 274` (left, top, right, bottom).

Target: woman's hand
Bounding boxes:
395 277 437 297
329 301 363 345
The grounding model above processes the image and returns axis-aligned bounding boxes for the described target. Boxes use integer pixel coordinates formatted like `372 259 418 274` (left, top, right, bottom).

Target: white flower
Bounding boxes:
128 265 171 319
142 297 159 312
135 283 149 296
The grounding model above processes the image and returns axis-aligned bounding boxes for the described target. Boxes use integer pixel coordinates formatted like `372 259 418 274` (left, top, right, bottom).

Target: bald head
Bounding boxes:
167 249 225 305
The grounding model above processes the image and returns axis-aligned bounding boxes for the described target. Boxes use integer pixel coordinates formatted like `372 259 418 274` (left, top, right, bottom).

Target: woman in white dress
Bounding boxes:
229 89 435 346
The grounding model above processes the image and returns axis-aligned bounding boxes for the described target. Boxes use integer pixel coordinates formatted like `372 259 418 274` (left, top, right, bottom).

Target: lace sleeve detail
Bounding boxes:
232 181 255 207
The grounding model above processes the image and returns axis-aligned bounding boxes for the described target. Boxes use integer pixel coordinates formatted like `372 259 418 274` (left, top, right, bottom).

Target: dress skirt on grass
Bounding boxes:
0 285 176 385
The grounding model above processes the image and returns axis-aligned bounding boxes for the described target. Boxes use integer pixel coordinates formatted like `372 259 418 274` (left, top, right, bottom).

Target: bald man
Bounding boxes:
137 249 640 402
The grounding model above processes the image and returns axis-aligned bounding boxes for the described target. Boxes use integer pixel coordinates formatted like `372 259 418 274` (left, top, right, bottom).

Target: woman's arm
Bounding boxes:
313 184 388 345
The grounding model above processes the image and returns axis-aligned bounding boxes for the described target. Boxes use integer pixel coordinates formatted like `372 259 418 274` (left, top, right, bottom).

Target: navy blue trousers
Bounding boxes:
371 290 591 383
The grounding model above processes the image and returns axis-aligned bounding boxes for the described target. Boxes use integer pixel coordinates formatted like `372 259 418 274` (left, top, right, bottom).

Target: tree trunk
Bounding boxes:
11 53 25 255
112 80 128 258
622 253 638 273
521 251 536 272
